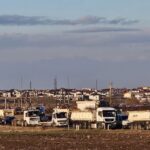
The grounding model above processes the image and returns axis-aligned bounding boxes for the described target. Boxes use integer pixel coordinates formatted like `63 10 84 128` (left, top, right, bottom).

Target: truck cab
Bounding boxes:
52 108 69 127
24 109 40 126
96 107 117 128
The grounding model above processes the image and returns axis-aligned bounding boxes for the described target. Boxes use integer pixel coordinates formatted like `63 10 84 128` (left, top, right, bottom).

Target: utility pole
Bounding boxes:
30 80 32 90
20 76 23 90
67 76 70 89
20 76 23 109
54 77 57 90
109 82 113 106
96 79 98 91
4 97 7 109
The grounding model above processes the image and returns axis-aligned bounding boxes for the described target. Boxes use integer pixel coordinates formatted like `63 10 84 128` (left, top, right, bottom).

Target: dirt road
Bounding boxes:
0 126 150 150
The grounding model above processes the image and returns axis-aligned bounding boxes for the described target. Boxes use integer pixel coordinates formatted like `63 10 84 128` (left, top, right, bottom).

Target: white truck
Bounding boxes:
122 110 150 130
51 108 69 127
70 107 117 129
12 109 40 126
39 108 69 127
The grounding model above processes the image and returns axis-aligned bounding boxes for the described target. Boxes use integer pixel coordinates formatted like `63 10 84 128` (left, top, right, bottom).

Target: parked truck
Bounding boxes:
70 107 117 129
12 108 40 126
38 107 69 127
122 110 150 130
51 108 69 127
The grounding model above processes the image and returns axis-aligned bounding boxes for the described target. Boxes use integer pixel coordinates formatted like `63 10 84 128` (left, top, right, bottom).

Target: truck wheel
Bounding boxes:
72 123 76 129
21 121 24 127
11 120 17 126
75 124 80 130
131 124 134 130
97 123 103 129
145 124 149 130
148 123 150 130
51 122 55 127
24 121 28 127
137 123 142 130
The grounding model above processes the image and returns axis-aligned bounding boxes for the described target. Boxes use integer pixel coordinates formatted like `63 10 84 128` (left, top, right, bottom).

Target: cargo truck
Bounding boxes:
70 107 116 129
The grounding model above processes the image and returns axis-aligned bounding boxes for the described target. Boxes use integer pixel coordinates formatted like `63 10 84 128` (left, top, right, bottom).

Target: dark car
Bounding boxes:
1 116 15 125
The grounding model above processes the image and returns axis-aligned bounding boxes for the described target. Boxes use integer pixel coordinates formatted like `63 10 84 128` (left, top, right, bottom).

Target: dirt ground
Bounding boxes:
0 126 150 150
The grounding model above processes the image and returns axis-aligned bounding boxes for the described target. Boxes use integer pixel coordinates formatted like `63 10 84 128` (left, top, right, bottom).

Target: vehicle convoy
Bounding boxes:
12 109 40 126
122 110 150 129
70 101 117 129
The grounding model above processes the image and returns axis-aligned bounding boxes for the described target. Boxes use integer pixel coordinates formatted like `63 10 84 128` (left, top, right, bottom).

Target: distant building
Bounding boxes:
123 91 133 99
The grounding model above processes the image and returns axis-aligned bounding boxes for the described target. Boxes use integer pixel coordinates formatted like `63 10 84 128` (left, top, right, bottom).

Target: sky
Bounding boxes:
0 0 150 89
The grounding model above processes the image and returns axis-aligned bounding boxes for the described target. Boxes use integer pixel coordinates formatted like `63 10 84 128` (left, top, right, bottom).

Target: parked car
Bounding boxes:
1 116 15 125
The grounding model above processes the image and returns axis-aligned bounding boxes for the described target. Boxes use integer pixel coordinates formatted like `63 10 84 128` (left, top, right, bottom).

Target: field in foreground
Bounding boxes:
0 126 150 150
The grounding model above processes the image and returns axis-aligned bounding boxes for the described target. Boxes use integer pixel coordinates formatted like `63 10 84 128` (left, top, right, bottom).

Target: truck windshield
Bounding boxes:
56 112 67 118
28 111 39 117
103 110 116 117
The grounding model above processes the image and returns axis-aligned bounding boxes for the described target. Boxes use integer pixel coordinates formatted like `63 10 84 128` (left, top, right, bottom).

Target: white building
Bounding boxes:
123 91 133 99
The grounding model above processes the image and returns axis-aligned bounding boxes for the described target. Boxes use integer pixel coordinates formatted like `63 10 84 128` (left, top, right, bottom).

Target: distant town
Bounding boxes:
1 86 150 107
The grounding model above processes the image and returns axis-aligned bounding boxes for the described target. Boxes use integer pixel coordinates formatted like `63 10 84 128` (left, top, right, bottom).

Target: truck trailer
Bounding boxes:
122 110 150 130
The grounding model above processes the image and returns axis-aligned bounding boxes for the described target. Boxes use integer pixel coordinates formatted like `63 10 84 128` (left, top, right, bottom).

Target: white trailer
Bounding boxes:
76 101 97 111
70 107 116 129
123 110 150 130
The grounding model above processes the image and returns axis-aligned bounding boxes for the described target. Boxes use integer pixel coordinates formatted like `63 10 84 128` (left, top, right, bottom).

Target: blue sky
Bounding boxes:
0 0 150 89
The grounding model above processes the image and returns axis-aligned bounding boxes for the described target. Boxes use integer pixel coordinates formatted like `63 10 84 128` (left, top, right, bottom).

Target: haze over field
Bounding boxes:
0 0 150 89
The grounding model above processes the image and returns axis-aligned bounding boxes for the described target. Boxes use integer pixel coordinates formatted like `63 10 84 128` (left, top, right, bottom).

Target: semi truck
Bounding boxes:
122 110 150 130
70 107 117 129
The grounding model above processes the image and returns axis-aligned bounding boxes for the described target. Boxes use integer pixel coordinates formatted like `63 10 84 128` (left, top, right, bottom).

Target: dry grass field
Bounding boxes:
0 126 150 150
